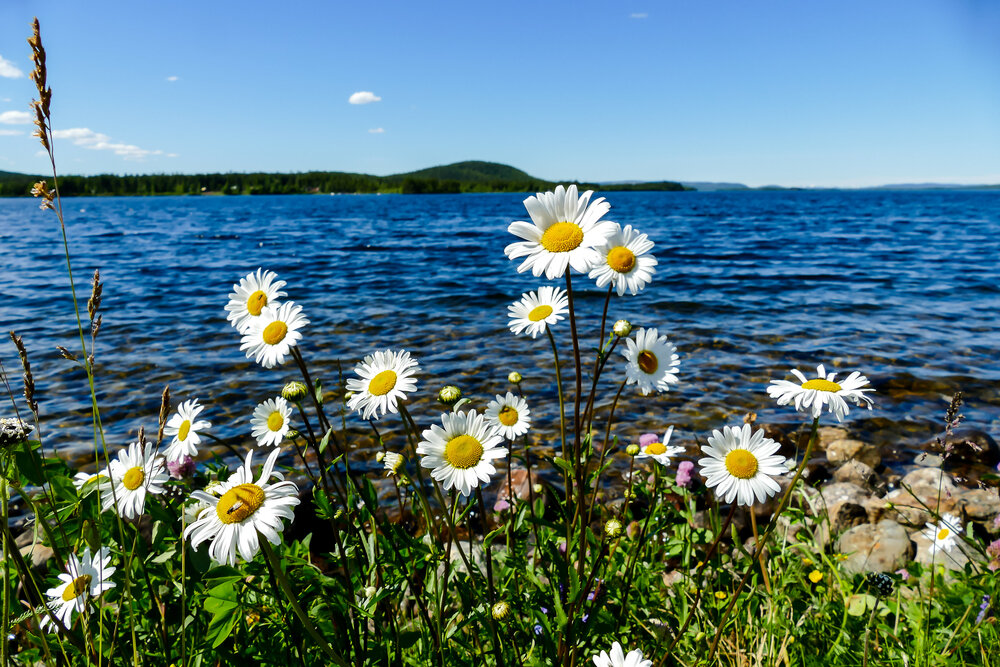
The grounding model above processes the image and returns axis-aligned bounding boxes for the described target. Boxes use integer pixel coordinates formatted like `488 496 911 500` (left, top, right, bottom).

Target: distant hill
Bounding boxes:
390 161 537 184
680 181 750 191
0 169 42 183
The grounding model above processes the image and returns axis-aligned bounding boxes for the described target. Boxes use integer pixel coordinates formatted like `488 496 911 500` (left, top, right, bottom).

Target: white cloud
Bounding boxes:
0 55 24 79
166 76 179 82
349 91 382 105
51 127 165 160
0 129 22 136
368 127 385 134
630 13 648 19
0 110 31 124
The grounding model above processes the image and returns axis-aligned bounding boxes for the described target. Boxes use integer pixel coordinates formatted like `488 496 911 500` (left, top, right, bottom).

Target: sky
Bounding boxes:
0 0 998 187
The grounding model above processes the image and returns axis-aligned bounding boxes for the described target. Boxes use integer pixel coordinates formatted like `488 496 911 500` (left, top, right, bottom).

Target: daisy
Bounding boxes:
185 448 300 566
921 513 963 556
698 424 789 507
346 349 419 420
41 546 116 633
484 392 531 439
621 327 681 395
73 471 109 497
225 268 287 333
592 642 652 667
767 364 874 422
163 398 212 463
636 426 685 466
588 224 658 296
250 397 292 448
102 441 169 519
417 410 507 497
507 286 569 339
240 301 308 369
504 184 617 279
383 451 404 476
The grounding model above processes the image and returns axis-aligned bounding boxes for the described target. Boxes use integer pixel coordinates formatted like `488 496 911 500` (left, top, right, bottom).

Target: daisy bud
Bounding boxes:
491 600 510 620
285 429 300 440
612 319 632 337
438 385 462 406
507 371 522 385
281 381 308 402
364 586 377 599
604 518 623 538
625 444 640 457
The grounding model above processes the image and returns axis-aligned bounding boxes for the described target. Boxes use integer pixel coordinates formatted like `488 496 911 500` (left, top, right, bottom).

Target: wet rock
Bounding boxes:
900 467 957 494
18 543 54 570
818 482 870 535
836 520 912 574
814 426 851 452
833 460 880 492
881 486 958 528
923 428 1000 467
953 488 1000 523
826 438 880 468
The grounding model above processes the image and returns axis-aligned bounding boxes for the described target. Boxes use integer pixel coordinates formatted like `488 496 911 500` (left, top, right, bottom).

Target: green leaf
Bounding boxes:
483 526 505 550
319 428 333 454
204 580 240 648
552 457 573 475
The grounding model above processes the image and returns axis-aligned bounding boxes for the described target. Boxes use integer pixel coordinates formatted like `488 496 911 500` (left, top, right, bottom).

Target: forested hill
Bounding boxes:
0 161 687 196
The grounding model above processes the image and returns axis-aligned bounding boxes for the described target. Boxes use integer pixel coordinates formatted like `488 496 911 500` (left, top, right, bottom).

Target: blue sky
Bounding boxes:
1 0 998 187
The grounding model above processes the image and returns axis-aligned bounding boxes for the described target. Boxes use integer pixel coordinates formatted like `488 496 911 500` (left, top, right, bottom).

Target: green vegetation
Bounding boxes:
0 161 687 197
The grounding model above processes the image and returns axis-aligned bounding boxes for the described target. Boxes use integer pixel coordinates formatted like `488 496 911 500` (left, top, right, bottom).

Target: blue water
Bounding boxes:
2 190 999 468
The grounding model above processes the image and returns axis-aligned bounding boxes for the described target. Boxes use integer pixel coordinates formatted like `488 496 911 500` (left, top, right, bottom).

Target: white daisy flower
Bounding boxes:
504 184 617 279
921 513 963 555
240 301 308 369
163 398 212 463
621 327 681 395
588 224 658 296
699 424 789 507
636 426 685 466
507 286 569 339
41 546 116 633
346 349 419 421
102 442 168 519
184 448 300 566
592 642 652 667
225 268 287 333
484 392 531 440
383 451 404 476
767 364 875 422
73 471 110 497
250 397 292 448
417 410 507 497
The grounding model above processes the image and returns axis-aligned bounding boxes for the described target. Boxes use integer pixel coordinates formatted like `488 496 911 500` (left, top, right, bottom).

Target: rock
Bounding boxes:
814 426 851 452
881 485 959 528
494 467 533 506
18 543 54 570
900 467 957 494
953 488 1000 522
818 482 870 535
923 427 1000 467
836 520 912 574
833 460 880 492
826 438 881 468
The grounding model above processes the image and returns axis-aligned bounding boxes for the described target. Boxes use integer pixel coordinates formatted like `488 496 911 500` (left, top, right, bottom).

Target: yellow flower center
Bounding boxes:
61 574 92 602
368 370 398 396
645 442 667 456
262 321 288 345
606 246 636 273
937 528 950 541
444 435 484 469
801 378 842 392
540 222 584 253
177 419 191 441
217 483 266 524
724 449 758 479
267 411 284 432
528 305 553 322
637 350 658 374
122 466 145 491
246 290 268 316
497 406 519 427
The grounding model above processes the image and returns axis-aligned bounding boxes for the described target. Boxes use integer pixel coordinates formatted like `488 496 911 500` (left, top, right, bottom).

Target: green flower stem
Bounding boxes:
544 326 573 567
862 597 879 667
617 466 661 631
581 335 621 433
705 416 821 662
474 488 506 665
259 539 349 667
582 379 628 532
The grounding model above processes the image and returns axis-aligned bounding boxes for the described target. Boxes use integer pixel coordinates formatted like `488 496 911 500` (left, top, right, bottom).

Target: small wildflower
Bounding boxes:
921 513 963 555
30 180 55 210
865 572 893 597
167 455 196 479
507 371 522 385
808 570 823 584
986 539 1000 572
364 586 377 599
281 381 308 402
533 624 543 636
714 591 727 600
494 498 510 512
438 385 462 406
491 600 510 620
639 433 659 447
383 452 404 476
625 444 640 457
675 460 694 488
604 519 623 538
976 595 991 625
895 568 911 581
834 553 848 562
612 319 632 337
802 558 814 566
